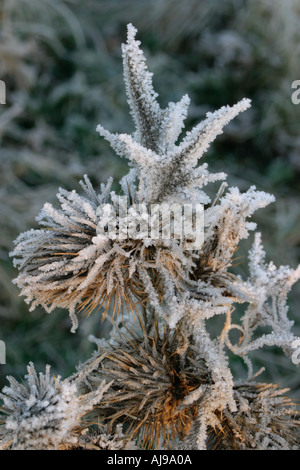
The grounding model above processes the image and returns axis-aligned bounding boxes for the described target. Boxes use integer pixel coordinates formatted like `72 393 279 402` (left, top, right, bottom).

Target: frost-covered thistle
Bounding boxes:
10 24 252 332
10 175 194 332
4 23 300 450
207 383 299 450
175 382 299 450
0 362 111 450
74 314 211 449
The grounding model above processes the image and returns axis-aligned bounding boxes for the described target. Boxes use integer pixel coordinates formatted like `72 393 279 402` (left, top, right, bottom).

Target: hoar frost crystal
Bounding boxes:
1 24 299 450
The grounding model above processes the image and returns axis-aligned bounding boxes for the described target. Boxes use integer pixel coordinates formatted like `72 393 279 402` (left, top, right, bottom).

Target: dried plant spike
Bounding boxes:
97 25 250 204
122 23 162 152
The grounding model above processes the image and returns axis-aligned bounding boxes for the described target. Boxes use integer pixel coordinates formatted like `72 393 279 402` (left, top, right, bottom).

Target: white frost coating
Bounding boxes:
96 26 251 204
229 233 300 363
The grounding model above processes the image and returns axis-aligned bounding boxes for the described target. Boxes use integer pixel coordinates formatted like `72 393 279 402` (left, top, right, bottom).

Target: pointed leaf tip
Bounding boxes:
126 23 138 43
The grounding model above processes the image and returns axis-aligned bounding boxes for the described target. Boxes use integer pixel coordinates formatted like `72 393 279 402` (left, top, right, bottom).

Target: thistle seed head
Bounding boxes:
10 176 190 332
75 314 211 449
0 363 80 450
207 382 300 450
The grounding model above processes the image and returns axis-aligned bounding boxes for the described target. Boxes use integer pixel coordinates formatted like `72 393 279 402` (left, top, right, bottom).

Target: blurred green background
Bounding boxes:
0 0 299 395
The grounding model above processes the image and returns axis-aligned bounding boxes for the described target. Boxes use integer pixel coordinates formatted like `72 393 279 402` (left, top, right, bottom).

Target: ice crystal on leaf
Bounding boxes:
5 23 300 450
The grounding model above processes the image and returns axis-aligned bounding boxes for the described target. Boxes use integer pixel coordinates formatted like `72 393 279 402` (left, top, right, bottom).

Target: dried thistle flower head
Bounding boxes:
207 382 300 450
10 176 193 332
74 314 211 449
0 362 110 450
0 362 79 450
